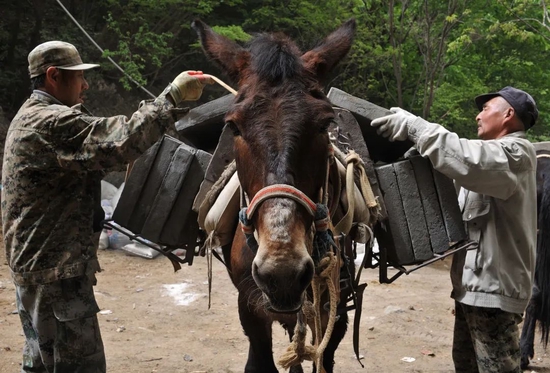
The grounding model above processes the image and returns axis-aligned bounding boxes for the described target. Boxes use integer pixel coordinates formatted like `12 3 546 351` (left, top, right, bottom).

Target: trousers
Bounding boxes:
15 273 106 373
453 301 523 373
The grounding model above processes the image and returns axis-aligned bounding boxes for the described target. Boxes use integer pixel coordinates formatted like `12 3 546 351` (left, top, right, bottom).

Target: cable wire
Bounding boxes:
56 0 156 99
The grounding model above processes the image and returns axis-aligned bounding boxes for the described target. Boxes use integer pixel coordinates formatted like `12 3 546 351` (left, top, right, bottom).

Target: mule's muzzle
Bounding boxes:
264 294 303 314
252 256 314 313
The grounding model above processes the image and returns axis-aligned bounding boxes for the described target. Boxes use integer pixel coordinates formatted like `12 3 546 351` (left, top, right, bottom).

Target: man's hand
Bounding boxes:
370 107 417 142
169 71 215 104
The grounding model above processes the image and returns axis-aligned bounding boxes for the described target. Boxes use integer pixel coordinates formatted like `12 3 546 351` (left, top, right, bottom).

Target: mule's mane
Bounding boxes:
248 33 304 84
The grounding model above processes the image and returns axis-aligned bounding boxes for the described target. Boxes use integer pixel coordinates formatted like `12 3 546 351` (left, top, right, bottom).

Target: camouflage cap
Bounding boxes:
28 41 99 78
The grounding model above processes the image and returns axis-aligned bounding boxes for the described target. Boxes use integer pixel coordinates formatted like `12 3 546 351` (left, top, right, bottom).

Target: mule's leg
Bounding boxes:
520 286 540 369
238 294 278 373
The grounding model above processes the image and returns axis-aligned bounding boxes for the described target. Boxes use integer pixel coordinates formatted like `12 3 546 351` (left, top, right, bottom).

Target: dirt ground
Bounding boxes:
1 247 549 373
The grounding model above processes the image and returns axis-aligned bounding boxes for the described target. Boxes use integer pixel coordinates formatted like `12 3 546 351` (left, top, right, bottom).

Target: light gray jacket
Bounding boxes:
408 118 537 314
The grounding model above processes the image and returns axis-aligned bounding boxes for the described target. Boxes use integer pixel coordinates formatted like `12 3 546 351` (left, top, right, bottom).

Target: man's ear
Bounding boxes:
45 66 59 83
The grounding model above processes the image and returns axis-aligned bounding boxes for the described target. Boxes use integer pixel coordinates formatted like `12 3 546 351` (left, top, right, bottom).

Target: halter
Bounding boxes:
238 145 336 262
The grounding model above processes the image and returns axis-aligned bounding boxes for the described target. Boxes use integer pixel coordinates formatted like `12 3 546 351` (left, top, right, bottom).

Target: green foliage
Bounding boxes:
103 13 173 89
211 25 251 42
1 0 549 143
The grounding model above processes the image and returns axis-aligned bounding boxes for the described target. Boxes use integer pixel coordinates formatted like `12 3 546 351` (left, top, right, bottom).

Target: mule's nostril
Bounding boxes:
299 259 314 291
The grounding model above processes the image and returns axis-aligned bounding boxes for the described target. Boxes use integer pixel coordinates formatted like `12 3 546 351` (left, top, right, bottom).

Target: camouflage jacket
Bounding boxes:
2 87 177 285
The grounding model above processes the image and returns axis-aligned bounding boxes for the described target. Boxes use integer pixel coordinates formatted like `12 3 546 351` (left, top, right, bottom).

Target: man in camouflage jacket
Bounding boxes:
2 40 213 372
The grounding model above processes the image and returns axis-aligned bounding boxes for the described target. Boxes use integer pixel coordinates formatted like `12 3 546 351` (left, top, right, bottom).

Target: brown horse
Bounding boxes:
192 19 357 372
521 149 550 369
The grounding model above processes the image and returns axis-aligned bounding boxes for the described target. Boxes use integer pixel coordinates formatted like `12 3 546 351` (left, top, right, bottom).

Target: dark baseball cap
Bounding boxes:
28 41 99 78
474 86 538 129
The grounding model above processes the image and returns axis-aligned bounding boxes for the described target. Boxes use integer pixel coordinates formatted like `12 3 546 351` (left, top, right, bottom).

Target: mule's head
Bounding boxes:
193 19 356 312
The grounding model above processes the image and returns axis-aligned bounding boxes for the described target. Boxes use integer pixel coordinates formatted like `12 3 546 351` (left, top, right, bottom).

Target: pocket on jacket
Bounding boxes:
463 196 490 272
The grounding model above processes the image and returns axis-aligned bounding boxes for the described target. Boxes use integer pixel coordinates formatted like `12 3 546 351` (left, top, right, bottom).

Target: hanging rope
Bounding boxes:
278 252 339 372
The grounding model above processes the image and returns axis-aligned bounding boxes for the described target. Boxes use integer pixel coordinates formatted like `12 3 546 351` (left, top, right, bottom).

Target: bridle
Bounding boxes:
238 144 336 258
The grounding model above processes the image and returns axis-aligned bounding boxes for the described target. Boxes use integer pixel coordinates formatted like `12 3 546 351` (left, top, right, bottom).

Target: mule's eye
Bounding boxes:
226 121 241 136
320 119 333 133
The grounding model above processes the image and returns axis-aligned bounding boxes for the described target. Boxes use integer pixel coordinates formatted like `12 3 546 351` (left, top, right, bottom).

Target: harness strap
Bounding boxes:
246 184 317 220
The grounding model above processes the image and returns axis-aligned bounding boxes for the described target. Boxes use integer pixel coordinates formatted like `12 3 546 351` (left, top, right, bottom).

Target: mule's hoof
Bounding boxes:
521 355 530 370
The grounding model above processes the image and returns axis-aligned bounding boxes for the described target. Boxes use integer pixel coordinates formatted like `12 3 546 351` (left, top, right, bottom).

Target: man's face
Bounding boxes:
56 70 89 107
475 97 511 140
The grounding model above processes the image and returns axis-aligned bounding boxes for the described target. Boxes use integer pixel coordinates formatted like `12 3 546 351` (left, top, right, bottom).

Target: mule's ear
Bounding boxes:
192 19 249 83
301 19 356 82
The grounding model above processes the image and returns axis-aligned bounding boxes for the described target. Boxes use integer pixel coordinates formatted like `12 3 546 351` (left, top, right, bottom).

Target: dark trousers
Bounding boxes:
15 274 106 373
453 301 522 373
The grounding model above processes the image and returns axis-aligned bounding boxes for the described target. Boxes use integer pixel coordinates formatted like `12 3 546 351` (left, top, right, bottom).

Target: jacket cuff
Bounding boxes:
408 116 435 144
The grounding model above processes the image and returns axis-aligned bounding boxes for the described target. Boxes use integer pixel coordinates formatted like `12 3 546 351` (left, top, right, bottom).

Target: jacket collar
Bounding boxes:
31 90 65 106
501 131 527 140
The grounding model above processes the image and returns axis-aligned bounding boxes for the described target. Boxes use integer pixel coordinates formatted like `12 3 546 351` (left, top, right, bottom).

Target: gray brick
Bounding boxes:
409 156 449 254
375 164 415 265
327 87 413 163
394 160 432 261
432 170 467 243
176 94 234 152
534 141 550 152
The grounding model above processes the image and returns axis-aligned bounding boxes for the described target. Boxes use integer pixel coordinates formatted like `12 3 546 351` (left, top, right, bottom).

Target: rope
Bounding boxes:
277 252 339 372
333 148 381 235
312 252 339 373
277 309 317 368
246 184 318 220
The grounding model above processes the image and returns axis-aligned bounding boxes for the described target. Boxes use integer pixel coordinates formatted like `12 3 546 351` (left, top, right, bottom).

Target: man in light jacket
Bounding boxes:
371 86 538 373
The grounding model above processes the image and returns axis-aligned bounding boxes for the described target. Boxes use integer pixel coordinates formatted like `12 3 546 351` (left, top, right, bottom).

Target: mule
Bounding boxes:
192 19 359 372
520 149 550 369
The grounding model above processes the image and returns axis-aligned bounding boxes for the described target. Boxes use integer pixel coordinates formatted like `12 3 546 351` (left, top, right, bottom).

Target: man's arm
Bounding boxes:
408 117 534 200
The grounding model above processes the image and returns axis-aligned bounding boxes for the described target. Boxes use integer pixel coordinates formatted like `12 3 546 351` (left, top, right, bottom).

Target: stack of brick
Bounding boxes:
327 87 467 266
112 135 211 262
375 156 466 265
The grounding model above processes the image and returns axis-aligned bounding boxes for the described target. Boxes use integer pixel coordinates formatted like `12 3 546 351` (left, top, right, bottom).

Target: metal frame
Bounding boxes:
365 240 479 284
102 220 195 271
